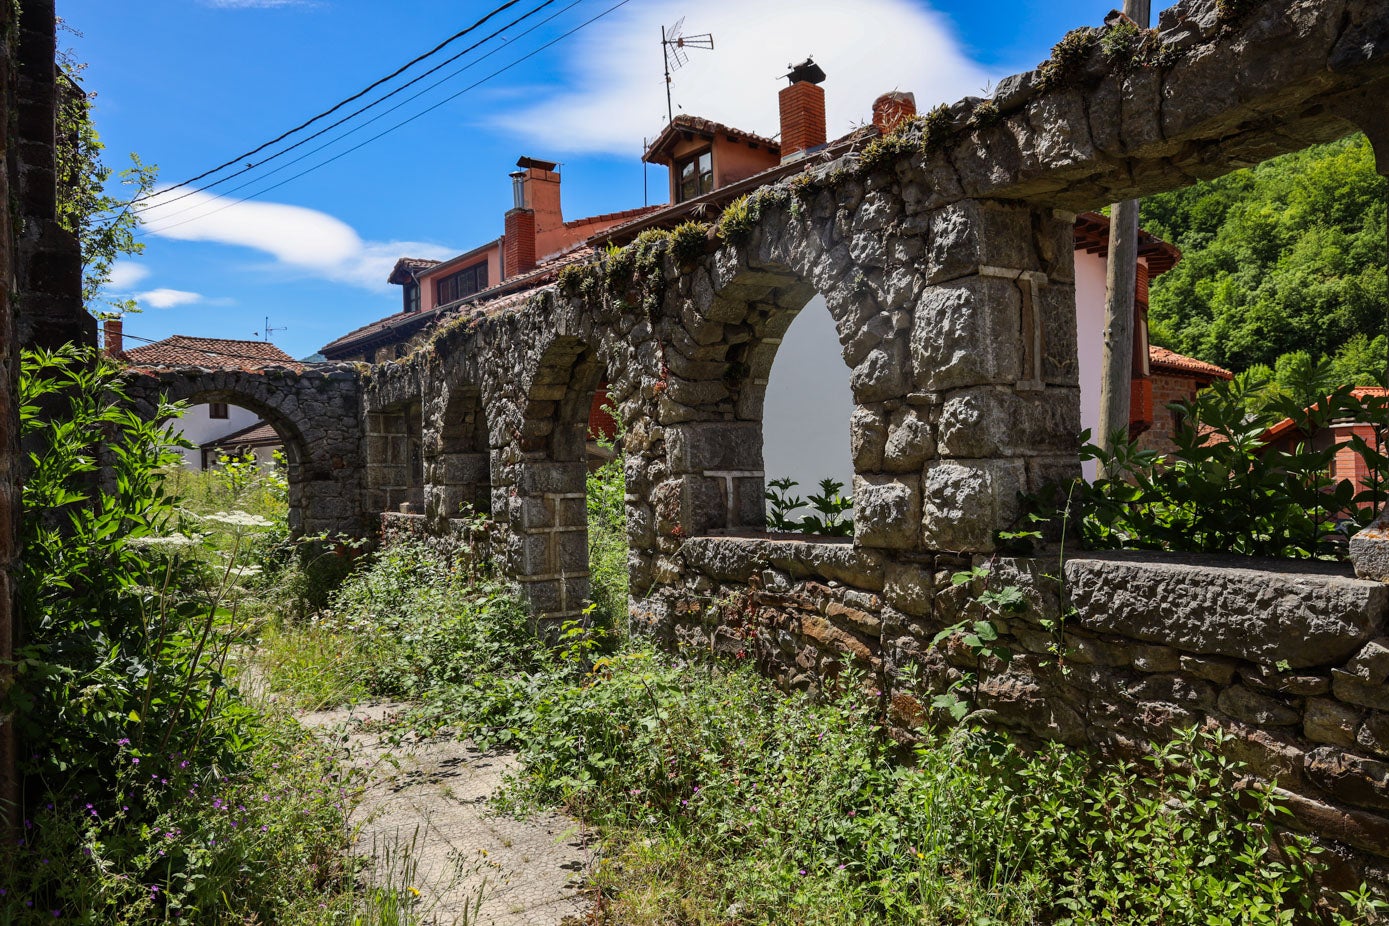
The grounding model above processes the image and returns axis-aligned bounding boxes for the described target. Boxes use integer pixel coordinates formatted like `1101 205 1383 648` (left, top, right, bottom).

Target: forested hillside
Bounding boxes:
1141 134 1387 393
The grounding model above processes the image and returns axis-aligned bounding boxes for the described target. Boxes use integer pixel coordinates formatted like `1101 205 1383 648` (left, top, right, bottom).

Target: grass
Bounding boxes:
256 531 1387 925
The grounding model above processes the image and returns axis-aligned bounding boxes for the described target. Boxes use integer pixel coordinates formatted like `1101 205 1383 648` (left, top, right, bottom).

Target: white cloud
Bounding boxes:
107 262 150 290
136 288 204 309
493 0 993 155
137 190 455 292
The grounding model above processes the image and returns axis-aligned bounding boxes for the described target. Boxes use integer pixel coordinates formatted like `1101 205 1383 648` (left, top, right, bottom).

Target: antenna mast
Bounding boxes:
661 18 714 124
254 316 287 342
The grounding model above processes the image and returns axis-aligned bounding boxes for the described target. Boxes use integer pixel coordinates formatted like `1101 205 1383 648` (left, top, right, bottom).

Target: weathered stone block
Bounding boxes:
885 560 933 617
1065 552 1388 669
921 459 1025 553
1358 712 1389 759
850 406 888 472
937 386 1079 458
1217 685 1300 727
912 277 1022 392
850 340 911 403
1307 698 1363 748
853 475 922 551
1305 747 1389 812
882 407 932 473
667 421 763 472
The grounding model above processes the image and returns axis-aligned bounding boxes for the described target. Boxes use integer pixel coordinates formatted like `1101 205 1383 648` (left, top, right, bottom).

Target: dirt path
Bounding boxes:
298 701 593 926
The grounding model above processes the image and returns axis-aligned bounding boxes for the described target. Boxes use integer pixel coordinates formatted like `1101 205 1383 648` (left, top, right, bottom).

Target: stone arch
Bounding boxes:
423 377 491 526
501 331 611 623
120 365 366 537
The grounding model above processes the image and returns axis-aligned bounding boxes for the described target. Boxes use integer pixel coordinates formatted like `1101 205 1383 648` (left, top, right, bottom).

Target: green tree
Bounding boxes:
55 28 157 313
1142 134 1387 372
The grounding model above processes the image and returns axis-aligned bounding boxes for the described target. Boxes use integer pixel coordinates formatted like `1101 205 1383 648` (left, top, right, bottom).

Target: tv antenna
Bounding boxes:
661 18 714 124
254 316 286 342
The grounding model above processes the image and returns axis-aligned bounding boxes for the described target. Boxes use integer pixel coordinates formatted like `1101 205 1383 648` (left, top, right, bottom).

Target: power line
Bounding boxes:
137 0 590 230
130 0 568 219
139 0 635 238
129 0 535 206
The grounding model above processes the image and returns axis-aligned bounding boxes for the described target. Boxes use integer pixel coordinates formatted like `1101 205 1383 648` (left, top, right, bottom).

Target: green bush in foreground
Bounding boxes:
271 539 1384 925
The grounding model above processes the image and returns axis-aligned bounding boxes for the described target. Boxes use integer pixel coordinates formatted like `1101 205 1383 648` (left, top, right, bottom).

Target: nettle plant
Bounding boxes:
766 476 854 536
1079 377 1389 559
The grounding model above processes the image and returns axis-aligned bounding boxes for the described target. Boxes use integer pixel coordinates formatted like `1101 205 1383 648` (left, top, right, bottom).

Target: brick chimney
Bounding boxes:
102 316 123 357
503 157 562 278
872 91 917 135
779 58 827 162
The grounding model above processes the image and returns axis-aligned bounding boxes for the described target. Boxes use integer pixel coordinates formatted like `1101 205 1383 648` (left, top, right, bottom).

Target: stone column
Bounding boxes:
508 454 590 625
912 199 1081 552
1349 116 1389 580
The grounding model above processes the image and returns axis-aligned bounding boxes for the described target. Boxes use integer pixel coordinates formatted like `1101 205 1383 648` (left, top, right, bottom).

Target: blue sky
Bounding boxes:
59 0 1120 359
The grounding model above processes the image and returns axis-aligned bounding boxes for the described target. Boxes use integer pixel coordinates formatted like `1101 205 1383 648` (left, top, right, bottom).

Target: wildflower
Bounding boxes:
408 886 421 898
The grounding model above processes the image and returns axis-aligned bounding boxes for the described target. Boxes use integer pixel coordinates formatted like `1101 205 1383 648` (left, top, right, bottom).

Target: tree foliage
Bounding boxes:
1142 134 1387 375
55 28 156 312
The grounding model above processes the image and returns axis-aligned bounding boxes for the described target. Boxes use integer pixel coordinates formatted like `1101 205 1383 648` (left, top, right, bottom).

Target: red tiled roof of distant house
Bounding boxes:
387 256 443 285
1148 346 1234 380
121 336 301 373
1262 386 1389 444
642 115 782 165
1074 212 1182 276
203 420 280 449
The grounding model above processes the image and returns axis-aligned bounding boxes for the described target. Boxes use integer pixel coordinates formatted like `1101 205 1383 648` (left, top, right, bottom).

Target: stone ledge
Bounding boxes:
681 533 884 591
1065 551 1388 669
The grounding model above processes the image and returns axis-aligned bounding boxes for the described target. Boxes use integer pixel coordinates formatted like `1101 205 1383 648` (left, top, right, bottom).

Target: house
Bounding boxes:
105 319 295 469
322 61 1188 494
1134 346 1234 455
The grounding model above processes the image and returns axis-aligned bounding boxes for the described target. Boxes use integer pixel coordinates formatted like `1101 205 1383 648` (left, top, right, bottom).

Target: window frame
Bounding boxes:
434 261 489 307
208 402 229 420
675 147 714 203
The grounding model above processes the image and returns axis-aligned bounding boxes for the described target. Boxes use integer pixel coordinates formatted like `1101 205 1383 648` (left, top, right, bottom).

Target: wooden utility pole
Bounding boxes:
1096 0 1151 477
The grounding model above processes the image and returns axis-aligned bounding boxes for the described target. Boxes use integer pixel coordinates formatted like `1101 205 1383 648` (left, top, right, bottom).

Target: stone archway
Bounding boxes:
121 364 366 537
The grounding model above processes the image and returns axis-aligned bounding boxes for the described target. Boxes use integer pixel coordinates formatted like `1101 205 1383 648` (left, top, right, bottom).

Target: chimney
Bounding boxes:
103 316 123 357
503 208 536 279
872 91 917 135
779 58 827 162
503 157 561 278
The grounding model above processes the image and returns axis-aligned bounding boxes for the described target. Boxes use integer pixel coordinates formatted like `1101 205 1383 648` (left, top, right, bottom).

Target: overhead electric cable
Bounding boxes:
130 0 535 205
137 0 589 228
133 0 567 217
139 0 635 238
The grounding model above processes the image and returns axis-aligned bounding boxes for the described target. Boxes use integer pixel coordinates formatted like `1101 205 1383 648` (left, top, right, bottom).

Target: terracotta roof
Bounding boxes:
122 336 300 373
202 420 281 449
1074 211 1182 276
643 115 782 165
1149 346 1233 381
563 204 665 231
1262 386 1389 444
387 257 442 285
320 307 438 359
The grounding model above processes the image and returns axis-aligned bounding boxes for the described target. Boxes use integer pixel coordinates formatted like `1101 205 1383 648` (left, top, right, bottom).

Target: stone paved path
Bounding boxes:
298 701 592 926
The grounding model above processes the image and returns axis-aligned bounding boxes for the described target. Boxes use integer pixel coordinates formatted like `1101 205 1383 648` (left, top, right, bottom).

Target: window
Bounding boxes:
676 149 713 202
208 403 229 419
403 281 420 314
435 262 489 306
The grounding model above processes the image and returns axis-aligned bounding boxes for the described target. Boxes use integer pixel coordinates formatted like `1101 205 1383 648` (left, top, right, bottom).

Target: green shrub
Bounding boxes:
766 476 853 536
587 442 629 629
1078 378 1388 558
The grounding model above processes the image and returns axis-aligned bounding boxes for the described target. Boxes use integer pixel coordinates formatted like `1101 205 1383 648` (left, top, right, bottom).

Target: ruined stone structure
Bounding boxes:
111 0 1389 885
120 364 368 537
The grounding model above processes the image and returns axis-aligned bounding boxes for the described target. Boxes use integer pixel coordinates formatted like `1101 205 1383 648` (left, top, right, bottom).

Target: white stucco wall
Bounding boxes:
173 403 261 468
1075 251 1108 480
762 294 855 509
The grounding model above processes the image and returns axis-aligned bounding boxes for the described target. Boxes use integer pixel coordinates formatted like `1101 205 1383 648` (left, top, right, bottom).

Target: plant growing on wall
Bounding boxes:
1077 379 1388 559
765 477 853 536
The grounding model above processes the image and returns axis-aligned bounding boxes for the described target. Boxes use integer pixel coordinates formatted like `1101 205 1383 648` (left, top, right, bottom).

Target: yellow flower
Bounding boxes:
408 886 420 898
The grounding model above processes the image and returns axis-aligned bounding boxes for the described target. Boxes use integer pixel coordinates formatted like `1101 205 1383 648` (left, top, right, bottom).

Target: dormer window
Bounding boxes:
676 148 713 202
403 281 420 314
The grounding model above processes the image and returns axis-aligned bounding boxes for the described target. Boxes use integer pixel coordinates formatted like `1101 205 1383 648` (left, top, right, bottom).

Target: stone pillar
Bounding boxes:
13 0 88 352
422 386 491 527
509 455 590 625
1349 116 1389 580
365 407 418 514
912 199 1081 552
0 0 19 833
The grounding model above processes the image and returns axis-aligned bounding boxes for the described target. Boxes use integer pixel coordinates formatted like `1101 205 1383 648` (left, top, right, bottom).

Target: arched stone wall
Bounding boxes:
122 364 367 537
